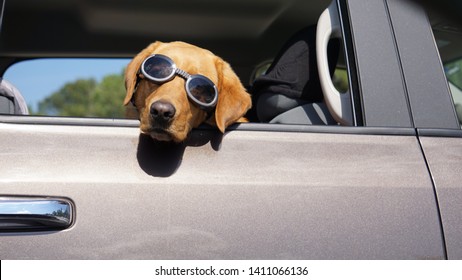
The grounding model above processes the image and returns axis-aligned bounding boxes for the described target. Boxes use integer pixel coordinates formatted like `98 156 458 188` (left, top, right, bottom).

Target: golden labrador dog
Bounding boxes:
124 41 252 142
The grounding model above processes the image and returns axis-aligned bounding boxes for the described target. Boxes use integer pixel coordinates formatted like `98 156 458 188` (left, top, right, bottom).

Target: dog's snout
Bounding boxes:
150 101 176 122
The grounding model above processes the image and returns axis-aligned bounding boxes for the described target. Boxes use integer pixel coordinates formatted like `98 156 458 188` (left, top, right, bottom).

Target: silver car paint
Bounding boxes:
419 136 462 260
0 122 444 259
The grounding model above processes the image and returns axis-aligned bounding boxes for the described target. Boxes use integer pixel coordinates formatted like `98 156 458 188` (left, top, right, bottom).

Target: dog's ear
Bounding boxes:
211 57 252 133
123 41 163 106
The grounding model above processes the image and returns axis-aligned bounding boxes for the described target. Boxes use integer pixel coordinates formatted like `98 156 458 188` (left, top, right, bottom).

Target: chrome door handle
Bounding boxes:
0 196 74 232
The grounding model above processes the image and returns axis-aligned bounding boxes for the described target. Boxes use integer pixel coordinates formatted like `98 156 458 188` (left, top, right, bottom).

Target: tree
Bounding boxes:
37 79 97 116
89 74 126 118
446 59 462 89
35 70 126 118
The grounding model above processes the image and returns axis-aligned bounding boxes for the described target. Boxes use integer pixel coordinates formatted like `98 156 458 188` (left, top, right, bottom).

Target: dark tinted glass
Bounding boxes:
187 76 216 104
144 56 174 79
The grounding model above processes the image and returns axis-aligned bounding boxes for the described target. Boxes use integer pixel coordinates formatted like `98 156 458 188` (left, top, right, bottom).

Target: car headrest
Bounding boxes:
0 78 29 115
251 25 339 122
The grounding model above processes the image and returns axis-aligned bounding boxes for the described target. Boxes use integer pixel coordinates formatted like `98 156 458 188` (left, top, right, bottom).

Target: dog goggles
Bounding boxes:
140 54 218 110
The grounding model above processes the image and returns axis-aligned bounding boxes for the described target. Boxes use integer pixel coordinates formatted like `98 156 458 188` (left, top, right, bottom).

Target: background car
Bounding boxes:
0 0 461 259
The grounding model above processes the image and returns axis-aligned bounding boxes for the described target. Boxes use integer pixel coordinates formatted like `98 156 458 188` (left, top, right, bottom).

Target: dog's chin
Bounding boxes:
143 128 187 143
146 128 174 142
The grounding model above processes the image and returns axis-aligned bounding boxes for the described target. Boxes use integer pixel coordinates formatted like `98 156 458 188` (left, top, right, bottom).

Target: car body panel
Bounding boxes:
419 136 462 260
0 122 444 259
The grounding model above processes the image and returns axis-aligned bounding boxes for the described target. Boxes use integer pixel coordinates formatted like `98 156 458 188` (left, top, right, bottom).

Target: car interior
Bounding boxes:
0 0 461 125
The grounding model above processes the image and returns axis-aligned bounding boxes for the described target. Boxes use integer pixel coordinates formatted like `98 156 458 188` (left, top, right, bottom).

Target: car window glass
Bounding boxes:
3 58 130 118
445 58 462 124
431 14 462 125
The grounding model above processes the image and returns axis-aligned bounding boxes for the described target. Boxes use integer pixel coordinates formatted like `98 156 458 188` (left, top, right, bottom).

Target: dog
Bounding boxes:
124 41 252 142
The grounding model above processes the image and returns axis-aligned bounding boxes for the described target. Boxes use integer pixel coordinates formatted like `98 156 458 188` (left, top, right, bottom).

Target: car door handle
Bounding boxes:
0 196 74 232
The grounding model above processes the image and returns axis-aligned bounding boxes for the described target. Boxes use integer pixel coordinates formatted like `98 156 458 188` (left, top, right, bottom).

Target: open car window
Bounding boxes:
3 58 129 118
1 0 356 126
3 46 348 124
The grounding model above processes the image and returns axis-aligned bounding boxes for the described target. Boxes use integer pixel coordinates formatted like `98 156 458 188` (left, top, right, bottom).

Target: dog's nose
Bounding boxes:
150 101 176 122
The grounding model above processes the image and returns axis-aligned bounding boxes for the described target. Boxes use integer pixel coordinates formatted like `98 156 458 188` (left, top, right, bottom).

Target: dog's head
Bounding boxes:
124 41 252 142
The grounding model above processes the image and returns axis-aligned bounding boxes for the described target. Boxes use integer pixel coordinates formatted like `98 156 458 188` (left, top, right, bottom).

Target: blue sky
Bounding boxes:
4 58 130 111
0 199 69 215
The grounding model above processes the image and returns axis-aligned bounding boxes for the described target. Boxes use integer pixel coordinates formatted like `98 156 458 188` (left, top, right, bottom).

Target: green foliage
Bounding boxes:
446 59 462 90
34 71 126 118
333 68 349 93
90 74 126 118
49 208 70 218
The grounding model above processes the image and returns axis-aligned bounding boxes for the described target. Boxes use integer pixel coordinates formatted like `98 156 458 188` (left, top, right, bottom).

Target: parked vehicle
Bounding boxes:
0 0 461 259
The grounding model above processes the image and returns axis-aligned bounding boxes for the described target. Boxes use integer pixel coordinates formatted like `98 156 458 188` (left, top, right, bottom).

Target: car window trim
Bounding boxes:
417 128 462 138
337 0 363 126
0 115 417 137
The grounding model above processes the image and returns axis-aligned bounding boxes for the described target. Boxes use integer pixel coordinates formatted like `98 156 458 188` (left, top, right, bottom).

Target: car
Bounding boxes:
0 0 461 259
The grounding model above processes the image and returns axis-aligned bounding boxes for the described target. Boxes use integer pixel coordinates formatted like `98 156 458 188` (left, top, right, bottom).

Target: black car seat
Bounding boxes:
0 78 29 114
251 25 339 125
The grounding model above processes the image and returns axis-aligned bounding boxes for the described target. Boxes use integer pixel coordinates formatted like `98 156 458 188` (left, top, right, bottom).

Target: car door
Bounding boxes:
385 0 462 260
0 0 445 259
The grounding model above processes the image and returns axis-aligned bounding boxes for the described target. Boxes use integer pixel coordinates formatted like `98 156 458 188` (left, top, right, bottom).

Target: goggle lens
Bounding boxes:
187 76 217 105
143 55 175 80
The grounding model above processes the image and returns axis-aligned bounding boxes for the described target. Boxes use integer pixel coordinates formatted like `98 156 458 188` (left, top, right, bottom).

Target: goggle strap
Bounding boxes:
175 68 191 80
